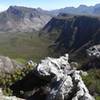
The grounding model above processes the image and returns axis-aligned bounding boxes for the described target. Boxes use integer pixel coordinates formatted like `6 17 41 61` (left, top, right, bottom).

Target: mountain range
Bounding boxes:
50 4 100 15
0 6 52 32
0 4 100 33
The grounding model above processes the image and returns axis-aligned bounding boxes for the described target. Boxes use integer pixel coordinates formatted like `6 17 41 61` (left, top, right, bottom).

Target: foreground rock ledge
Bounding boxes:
10 54 95 100
36 54 95 100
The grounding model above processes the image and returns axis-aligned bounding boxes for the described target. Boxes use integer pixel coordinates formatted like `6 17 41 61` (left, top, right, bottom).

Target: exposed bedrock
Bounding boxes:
11 54 94 100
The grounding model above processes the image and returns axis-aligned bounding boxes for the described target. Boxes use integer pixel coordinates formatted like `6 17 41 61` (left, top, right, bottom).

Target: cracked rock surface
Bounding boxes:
11 54 95 100
36 54 94 100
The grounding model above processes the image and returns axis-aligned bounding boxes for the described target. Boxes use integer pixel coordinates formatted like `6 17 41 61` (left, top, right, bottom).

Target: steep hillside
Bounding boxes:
0 6 52 32
42 14 100 57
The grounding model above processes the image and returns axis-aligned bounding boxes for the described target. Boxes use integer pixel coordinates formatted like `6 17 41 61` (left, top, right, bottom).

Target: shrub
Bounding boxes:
82 69 100 96
0 61 36 96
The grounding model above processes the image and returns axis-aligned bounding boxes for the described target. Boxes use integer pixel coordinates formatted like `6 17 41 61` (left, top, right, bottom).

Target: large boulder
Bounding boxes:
0 56 23 74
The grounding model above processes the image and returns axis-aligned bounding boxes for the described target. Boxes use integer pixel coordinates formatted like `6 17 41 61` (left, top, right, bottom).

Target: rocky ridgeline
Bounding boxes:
36 54 94 100
0 54 95 100
81 45 100 70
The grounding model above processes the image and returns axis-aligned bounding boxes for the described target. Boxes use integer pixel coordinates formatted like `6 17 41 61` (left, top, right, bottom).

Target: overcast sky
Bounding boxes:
0 0 100 11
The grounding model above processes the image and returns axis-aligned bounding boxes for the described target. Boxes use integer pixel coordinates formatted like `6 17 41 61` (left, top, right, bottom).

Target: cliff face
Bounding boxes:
42 14 100 54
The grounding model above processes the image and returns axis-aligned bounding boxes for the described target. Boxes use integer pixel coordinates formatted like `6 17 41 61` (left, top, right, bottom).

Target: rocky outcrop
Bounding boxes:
0 56 23 74
81 45 100 70
37 54 94 100
11 54 94 100
87 45 100 59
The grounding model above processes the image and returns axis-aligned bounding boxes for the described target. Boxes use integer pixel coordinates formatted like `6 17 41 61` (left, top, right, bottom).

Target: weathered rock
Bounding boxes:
70 62 79 69
72 71 93 100
11 54 94 100
0 56 23 74
82 45 100 70
37 54 71 80
87 45 100 59
36 54 94 100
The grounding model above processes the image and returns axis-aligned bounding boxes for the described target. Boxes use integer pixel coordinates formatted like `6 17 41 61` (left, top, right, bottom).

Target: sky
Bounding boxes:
0 0 100 11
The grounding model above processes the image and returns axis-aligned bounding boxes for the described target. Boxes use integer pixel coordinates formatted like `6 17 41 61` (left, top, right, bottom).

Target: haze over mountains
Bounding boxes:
50 4 100 15
0 4 100 33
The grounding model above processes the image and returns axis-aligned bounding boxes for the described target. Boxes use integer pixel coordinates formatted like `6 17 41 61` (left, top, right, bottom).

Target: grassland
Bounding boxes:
0 32 51 63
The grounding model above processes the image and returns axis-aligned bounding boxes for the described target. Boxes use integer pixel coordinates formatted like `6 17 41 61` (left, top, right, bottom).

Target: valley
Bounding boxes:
0 32 51 63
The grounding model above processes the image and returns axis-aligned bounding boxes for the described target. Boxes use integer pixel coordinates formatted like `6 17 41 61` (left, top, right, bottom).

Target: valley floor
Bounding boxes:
0 32 51 63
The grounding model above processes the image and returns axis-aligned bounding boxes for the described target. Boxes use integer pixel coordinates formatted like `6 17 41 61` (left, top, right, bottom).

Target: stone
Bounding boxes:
0 56 23 74
36 54 95 100
80 70 88 76
11 54 95 100
87 45 100 59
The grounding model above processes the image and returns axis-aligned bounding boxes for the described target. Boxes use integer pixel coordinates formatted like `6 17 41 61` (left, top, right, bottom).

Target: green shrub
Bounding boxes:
0 61 36 96
82 69 100 95
96 96 100 100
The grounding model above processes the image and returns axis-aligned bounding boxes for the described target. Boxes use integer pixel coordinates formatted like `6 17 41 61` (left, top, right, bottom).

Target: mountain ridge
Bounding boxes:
50 3 100 15
0 6 52 33
42 14 100 57
0 4 100 33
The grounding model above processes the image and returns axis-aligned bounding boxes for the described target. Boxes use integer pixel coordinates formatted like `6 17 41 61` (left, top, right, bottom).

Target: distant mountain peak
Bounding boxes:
0 5 52 32
78 5 88 8
95 3 100 8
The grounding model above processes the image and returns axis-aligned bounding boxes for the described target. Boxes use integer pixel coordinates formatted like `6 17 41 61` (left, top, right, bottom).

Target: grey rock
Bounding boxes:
87 45 100 58
0 56 23 74
36 54 95 100
80 70 88 76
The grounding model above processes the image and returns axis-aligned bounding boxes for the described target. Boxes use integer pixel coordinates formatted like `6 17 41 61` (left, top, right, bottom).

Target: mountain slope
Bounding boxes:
42 14 100 56
0 6 52 32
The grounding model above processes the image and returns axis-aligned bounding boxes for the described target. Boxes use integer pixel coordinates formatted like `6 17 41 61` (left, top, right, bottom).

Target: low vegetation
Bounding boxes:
0 31 52 96
0 61 36 96
0 32 51 62
82 69 100 99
